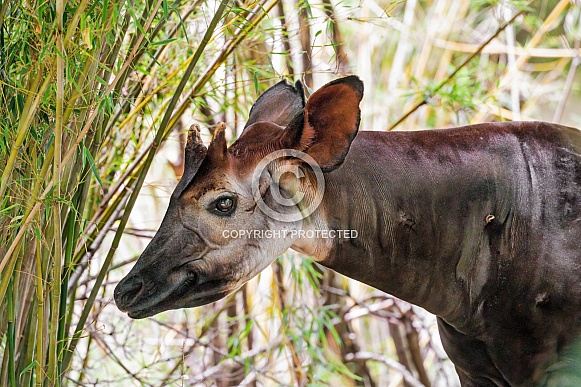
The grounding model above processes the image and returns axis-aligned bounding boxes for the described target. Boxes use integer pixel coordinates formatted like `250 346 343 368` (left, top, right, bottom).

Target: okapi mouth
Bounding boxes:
114 274 232 319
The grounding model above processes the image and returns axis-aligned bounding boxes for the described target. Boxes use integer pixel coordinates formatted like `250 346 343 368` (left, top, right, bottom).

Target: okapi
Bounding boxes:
115 76 581 385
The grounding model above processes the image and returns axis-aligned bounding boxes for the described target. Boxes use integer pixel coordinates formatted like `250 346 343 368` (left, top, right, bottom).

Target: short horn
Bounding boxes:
207 122 228 163
173 124 207 197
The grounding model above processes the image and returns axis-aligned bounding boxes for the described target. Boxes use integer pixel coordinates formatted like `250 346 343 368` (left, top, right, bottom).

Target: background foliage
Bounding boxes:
0 0 580 385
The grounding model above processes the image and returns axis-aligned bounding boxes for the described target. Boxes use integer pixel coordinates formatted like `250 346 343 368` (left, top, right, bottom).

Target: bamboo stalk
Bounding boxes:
7 278 16 386
298 0 313 88
0 0 162 295
276 0 295 75
169 0 279 130
35 238 45 387
57 210 77 377
63 0 91 45
47 3 66 380
0 73 51 201
61 0 164 172
62 0 233 371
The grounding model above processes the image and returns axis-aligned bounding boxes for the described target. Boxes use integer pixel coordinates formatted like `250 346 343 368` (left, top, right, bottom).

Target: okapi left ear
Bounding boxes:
243 79 306 131
282 75 364 171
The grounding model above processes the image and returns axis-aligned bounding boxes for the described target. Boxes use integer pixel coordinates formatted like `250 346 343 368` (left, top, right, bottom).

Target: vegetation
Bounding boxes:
0 0 579 385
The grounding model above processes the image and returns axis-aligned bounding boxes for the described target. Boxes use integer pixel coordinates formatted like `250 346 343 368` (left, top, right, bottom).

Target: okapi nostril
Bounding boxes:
115 275 144 307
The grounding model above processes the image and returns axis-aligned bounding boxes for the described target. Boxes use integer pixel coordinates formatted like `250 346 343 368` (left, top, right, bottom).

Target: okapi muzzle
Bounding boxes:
115 75 581 386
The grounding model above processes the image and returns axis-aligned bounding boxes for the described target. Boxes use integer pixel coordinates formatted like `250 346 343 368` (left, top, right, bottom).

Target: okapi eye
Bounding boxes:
214 197 236 215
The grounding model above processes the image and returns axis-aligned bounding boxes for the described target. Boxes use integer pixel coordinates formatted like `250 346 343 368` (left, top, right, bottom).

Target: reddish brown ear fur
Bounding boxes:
230 76 363 172
298 76 363 171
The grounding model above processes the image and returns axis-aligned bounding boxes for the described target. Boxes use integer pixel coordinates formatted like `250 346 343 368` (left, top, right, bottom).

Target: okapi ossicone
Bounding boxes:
115 76 581 385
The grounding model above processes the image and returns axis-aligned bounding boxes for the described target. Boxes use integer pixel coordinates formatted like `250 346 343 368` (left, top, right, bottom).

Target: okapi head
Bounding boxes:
115 76 364 318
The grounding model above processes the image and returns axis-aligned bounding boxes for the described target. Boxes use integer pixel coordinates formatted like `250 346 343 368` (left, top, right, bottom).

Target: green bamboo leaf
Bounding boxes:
252 71 259 94
150 38 178 47
101 0 110 25
19 360 37 377
163 0 169 19
0 203 18 215
82 144 103 188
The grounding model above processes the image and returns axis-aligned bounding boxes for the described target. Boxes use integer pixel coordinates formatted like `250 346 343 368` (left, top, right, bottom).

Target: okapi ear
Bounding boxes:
244 80 306 131
283 76 363 171
173 124 208 198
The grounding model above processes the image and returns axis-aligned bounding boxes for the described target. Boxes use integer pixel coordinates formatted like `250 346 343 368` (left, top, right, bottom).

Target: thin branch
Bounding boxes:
553 39 580 123
388 6 528 130
344 351 425 387
188 342 280 385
